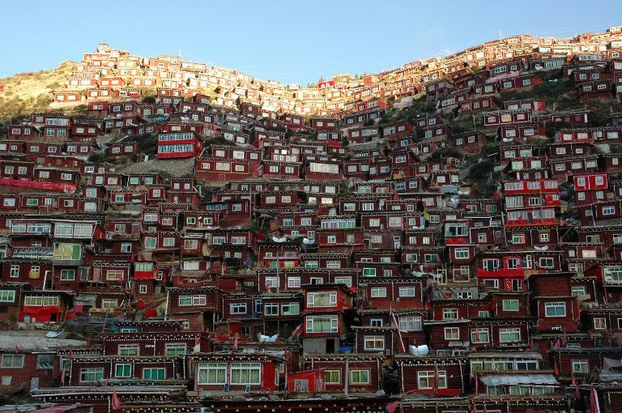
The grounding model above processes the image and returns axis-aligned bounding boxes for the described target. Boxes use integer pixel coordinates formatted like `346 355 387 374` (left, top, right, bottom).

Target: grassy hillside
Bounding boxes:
0 61 75 122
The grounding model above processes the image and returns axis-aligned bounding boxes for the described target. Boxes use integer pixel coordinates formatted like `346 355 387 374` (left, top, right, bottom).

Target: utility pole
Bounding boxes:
344 354 349 397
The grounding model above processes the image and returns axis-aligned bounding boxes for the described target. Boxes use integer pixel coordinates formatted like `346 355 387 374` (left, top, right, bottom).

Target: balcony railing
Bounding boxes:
11 247 54 259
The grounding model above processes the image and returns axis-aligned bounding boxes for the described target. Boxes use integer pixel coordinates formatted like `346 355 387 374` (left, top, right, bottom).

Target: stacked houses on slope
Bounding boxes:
51 26 622 117
4 31 622 413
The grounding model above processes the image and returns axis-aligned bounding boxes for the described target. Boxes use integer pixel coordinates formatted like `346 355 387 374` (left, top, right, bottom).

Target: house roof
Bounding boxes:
480 373 558 386
468 351 542 359
0 331 86 352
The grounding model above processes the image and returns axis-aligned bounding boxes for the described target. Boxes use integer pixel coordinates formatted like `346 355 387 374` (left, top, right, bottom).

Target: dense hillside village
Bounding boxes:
3 26 622 413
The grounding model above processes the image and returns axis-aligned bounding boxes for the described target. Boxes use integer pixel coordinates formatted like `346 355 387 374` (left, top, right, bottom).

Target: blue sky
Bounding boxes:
1 0 621 85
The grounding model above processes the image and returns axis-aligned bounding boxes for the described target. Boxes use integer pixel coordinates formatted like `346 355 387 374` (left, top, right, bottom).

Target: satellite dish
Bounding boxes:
409 344 429 356
46 330 63 338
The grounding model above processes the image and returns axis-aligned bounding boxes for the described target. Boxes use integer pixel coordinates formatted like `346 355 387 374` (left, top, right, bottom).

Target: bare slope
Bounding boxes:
0 61 75 121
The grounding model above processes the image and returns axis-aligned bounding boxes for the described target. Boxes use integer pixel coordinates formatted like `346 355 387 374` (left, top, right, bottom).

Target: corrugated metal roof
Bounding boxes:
481 374 558 386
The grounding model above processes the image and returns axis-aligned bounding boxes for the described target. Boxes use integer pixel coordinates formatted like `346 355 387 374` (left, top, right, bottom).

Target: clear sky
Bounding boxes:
1 0 621 85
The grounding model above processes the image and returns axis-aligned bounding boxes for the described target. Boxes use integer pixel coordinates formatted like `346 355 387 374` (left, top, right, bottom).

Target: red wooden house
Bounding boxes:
88 87 121 101
483 110 532 128
99 77 125 88
109 142 140 157
315 228 365 254
427 170 461 188
7 124 41 141
499 144 536 166
1 259 53 290
205 229 254 265
360 278 424 310
0 140 26 156
410 139 442 160
256 241 300 271
400 246 444 274
498 123 545 142
196 156 252 182
190 352 282 393
167 286 222 331
576 224 622 249
221 129 251 146
260 161 302 180
573 173 609 206
420 124 448 139
157 131 203 159
259 291 303 337
548 142 593 159
21 290 73 323
364 308 427 351
382 122 412 140
459 96 496 113
262 146 297 163
425 78 453 97
345 126 379 145
585 264 622 304
41 114 72 139
504 225 562 251
309 117 339 131
0 332 85 393
577 79 614 100
0 282 26 321
338 194 393 214
274 211 318 230
316 130 341 142
211 144 262 168
474 370 560 397
394 355 468 396
305 157 342 181
342 109 383 127
449 131 487 154
205 198 253 228
283 113 305 131
300 253 350 271
602 154 622 173
550 155 600 182
141 230 180 261
70 121 101 142
580 200 622 225
302 354 384 394
326 142 348 158
498 74 544 91
488 59 525 79
101 331 201 357
557 128 596 144
343 159 372 180
506 156 550 180
302 283 355 354
222 293 259 326
549 346 622 386
54 91 84 104
582 307 622 334
503 179 560 212
257 268 359 295
529 272 581 333
353 249 400 266
68 354 181 385
476 250 563 292
540 110 590 126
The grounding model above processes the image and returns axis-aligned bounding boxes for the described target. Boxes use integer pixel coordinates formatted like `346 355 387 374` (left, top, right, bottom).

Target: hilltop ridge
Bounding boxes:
1 26 622 122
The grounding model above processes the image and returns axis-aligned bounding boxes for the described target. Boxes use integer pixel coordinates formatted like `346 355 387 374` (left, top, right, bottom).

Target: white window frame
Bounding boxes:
544 302 566 317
